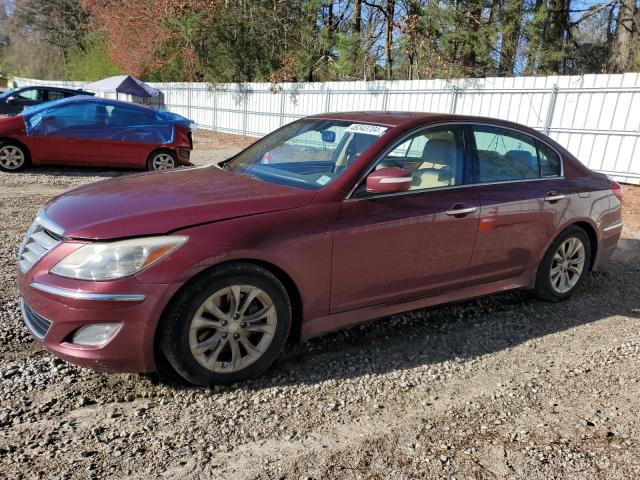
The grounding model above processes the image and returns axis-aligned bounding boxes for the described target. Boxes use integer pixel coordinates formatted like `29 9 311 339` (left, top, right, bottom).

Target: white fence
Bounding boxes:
12 73 640 185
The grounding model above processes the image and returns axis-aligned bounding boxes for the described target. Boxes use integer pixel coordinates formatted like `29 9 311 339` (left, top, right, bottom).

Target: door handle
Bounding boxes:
544 192 566 202
446 206 477 216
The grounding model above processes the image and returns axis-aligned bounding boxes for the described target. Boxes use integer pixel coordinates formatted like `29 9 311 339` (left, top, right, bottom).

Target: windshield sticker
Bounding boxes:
316 175 332 186
345 123 388 136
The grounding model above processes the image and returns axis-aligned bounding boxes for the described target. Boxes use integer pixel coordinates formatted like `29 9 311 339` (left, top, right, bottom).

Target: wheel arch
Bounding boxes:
154 258 304 366
572 220 598 271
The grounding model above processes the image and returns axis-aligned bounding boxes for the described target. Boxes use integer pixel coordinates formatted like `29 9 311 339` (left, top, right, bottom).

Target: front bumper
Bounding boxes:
18 270 180 373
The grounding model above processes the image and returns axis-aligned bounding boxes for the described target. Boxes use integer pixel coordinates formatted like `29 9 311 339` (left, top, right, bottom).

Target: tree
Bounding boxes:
609 0 639 72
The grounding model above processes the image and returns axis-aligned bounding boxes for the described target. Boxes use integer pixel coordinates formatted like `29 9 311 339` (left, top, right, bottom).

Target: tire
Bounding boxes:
159 263 292 386
533 225 592 302
0 141 29 172
147 150 178 171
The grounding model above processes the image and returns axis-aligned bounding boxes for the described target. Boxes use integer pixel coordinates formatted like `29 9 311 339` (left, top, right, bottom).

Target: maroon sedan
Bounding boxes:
0 96 193 172
17 112 623 386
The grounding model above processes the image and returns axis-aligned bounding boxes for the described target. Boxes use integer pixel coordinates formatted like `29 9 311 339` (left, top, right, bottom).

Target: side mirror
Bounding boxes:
321 130 336 143
366 167 413 194
6 96 15 105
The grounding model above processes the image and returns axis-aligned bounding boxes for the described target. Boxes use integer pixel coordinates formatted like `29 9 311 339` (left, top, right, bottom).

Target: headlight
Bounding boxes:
51 235 187 281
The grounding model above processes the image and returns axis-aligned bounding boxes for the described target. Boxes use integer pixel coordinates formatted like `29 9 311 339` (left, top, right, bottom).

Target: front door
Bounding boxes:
31 102 105 165
331 125 479 312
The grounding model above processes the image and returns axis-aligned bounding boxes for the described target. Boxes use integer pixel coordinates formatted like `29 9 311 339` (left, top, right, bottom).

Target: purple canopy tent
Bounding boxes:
83 75 164 108
84 75 161 98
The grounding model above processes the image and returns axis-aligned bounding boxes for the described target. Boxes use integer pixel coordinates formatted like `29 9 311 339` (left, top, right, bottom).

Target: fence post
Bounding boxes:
212 85 218 132
544 84 559 135
187 85 192 121
242 87 248 136
279 89 286 126
324 88 332 113
449 86 459 114
382 87 389 111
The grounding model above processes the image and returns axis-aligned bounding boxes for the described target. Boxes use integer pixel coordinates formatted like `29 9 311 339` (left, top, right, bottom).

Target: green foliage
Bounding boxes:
66 33 121 81
2 0 639 83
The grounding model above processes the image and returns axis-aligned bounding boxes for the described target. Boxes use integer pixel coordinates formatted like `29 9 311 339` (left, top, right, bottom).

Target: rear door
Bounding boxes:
331 125 480 312
98 104 170 167
466 124 566 284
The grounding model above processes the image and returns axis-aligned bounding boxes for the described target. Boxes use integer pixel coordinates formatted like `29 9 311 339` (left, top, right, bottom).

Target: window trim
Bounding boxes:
346 123 470 200
345 121 564 201
467 123 564 185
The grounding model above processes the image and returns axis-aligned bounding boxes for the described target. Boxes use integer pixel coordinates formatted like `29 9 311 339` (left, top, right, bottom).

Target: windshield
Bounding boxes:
225 119 389 190
0 88 17 99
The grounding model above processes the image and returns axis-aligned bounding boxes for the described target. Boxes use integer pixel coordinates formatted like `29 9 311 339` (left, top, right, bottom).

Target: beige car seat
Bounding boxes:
411 139 456 189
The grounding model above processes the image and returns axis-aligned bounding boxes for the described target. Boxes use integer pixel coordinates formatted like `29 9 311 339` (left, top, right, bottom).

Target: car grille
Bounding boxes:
18 217 61 273
20 298 52 339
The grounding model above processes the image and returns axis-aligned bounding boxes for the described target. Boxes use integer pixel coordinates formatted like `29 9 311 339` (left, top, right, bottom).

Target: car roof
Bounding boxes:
17 85 86 93
25 94 152 113
309 111 538 133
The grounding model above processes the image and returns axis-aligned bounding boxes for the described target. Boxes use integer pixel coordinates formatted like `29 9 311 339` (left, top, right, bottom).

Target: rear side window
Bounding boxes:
537 142 561 177
104 105 160 126
46 90 66 101
471 125 561 182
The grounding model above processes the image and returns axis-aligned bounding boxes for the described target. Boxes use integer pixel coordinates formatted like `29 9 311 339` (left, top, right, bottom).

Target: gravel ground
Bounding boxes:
1 139 640 479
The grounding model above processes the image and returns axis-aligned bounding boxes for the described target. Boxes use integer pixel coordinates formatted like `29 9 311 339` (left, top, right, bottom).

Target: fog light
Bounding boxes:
72 323 120 346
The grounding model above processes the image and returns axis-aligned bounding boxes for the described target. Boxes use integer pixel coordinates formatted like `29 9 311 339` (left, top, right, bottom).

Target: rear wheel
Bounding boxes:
0 142 29 172
147 150 178 171
533 226 591 302
159 264 291 386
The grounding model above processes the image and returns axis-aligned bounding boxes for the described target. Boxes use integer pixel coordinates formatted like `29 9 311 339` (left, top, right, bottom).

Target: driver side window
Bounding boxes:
15 89 42 103
374 126 465 191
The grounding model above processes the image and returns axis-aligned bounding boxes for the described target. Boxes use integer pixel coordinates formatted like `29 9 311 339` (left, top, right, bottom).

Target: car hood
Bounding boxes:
44 166 317 239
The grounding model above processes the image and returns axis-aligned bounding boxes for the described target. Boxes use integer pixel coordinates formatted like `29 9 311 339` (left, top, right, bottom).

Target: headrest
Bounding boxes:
422 139 455 164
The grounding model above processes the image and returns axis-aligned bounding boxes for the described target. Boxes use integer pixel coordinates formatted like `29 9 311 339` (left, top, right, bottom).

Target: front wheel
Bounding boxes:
533 226 591 302
147 150 178 171
159 264 291 386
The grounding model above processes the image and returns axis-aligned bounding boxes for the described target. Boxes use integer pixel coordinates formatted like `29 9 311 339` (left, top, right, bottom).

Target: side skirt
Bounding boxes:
300 269 536 341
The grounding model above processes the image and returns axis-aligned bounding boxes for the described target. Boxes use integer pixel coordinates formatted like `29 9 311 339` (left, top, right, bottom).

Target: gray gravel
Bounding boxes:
1 143 640 479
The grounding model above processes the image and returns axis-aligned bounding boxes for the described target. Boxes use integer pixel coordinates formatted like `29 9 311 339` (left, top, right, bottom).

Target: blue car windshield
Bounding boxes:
225 119 389 190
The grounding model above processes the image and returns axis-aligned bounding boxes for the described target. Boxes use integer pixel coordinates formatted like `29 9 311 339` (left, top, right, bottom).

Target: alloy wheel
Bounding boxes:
152 153 176 170
188 285 277 373
0 145 25 170
549 236 586 294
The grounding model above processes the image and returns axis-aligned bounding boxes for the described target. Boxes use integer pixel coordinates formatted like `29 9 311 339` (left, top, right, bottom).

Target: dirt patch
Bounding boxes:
193 129 256 150
622 184 640 237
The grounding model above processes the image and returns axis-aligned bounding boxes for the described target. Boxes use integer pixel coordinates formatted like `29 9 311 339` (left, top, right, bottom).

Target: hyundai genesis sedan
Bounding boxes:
17 112 623 385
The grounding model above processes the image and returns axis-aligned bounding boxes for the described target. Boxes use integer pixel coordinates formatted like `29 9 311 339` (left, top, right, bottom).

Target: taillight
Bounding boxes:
612 180 624 203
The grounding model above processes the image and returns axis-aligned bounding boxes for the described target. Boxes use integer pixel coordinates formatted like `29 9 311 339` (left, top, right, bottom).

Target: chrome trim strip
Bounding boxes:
20 298 50 340
31 282 146 302
36 209 65 237
603 222 623 232
344 120 565 201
